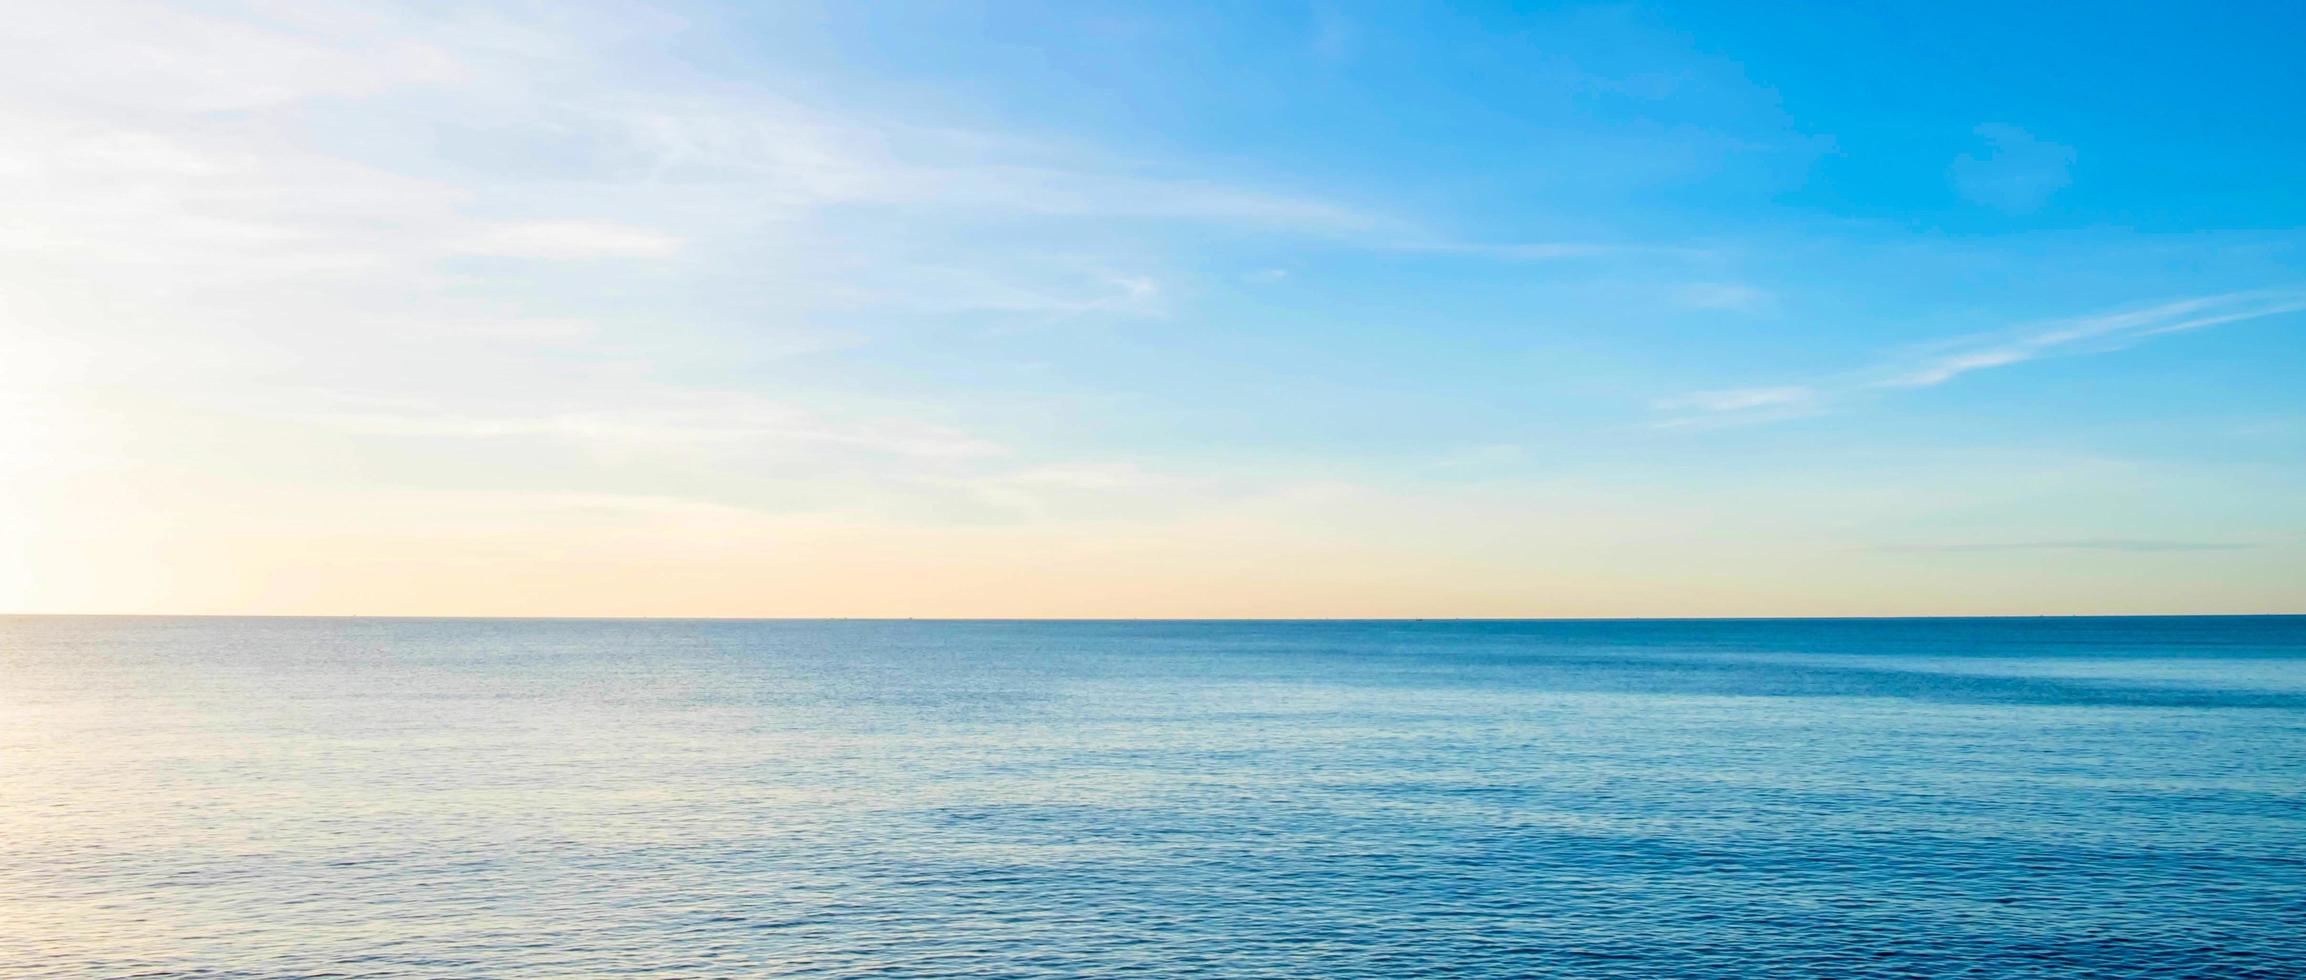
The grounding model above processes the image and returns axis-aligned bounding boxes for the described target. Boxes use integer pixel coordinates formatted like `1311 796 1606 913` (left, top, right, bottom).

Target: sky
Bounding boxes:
4 0 2304 617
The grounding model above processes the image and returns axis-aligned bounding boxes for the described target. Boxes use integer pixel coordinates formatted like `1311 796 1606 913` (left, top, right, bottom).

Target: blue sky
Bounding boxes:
3 1 2302 615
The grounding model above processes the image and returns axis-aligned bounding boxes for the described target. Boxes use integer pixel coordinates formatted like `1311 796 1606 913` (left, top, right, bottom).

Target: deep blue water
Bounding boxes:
2 616 2302 977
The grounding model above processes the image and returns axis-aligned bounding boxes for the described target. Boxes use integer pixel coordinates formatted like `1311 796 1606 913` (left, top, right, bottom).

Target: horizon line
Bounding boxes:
5 612 2300 623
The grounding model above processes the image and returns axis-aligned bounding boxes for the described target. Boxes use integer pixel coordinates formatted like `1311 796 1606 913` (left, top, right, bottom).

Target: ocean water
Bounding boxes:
2 617 2302 978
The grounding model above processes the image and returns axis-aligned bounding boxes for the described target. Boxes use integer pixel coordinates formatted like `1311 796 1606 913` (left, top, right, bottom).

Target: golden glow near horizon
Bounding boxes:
9 466 2301 618
4 3 2303 618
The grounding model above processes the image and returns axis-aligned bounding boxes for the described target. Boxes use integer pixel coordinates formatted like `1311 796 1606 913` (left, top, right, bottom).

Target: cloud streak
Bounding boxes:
1392 240 1718 262
1872 539 2255 554
452 221 683 259
304 393 1008 462
1658 290 2306 427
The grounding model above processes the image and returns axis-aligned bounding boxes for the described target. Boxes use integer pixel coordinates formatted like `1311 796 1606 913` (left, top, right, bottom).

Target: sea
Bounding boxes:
2 616 2301 977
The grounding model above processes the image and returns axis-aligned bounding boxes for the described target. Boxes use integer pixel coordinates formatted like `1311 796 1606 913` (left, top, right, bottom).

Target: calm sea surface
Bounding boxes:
2 616 2302 977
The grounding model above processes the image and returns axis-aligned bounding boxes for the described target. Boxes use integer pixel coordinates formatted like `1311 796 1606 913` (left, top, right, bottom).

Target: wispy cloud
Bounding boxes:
451 221 682 259
1876 293 2306 389
886 266 1168 325
1673 281 1772 313
1658 290 2306 427
0 1 1384 316
1653 385 1814 414
303 393 1008 462
0 0 1412 501
1394 240 1715 262
603 94 1382 232
1873 539 2255 554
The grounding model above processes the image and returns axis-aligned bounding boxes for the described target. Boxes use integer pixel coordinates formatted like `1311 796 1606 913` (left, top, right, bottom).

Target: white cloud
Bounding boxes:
1876 292 2306 390
305 392 1008 462
875 266 1168 323
0 0 1386 370
1654 386 1815 413
1377 239 1722 265
1873 539 2254 554
590 91 1380 231
0 1 474 113
1656 290 2306 426
0 0 1393 494
1107 275 1160 302
1398 241 1624 261
453 221 683 258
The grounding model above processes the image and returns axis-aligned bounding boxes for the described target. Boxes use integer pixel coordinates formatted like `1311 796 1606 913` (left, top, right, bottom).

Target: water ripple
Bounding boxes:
2 616 2302 977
